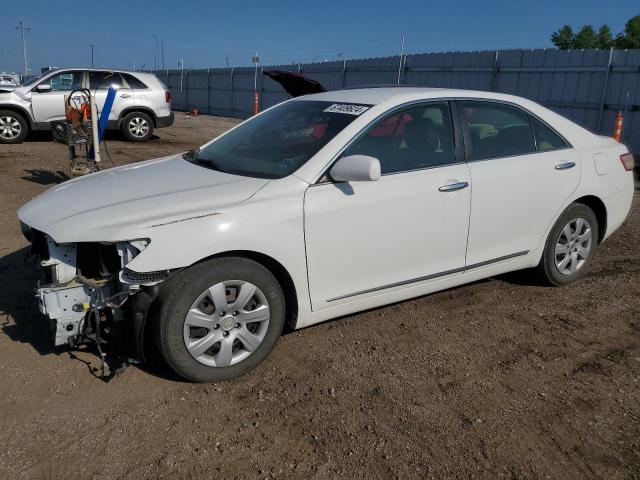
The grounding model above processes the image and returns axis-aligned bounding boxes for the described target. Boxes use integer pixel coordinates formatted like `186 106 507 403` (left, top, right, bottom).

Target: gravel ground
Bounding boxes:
0 114 639 480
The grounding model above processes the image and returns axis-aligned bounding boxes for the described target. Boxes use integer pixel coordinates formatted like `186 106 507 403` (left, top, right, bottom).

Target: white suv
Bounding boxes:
0 68 173 143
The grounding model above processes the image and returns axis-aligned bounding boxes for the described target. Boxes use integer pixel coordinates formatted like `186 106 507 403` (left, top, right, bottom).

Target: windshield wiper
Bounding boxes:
182 148 199 160
193 156 228 173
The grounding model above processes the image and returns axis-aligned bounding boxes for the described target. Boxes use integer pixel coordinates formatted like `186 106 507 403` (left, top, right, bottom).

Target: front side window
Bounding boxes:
461 101 536 160
89 71 125 90
42 71 83 91
342 102 456 174
188 100 369 179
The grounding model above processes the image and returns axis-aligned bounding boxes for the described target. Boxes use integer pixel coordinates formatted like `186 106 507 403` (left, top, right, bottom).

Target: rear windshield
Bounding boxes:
187 100 370 179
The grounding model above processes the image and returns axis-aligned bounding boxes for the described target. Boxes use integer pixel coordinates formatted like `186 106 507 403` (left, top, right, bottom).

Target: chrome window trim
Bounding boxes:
311 160 468 187
311 98 461 185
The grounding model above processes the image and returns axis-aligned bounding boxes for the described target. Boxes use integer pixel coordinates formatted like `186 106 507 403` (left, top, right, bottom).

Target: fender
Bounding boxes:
0 104 34 126
118 106 158 127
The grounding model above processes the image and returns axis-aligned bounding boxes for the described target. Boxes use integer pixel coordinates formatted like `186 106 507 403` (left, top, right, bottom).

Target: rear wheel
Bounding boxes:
536 203 598 286
121 111 154 142
0 110 28 144
155 257 285 382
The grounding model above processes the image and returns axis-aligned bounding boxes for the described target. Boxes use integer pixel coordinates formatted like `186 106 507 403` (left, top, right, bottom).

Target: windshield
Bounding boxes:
21 73 46 87
187 100 371 179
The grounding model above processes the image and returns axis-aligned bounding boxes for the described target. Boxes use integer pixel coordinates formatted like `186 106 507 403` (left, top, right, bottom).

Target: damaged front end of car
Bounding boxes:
21 222 169 372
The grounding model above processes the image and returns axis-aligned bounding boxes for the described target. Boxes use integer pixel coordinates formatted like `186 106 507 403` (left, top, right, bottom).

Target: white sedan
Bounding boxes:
18 87 635 382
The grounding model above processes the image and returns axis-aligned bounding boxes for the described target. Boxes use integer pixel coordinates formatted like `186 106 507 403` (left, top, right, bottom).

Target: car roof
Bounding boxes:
44 67 147 76
296 86 518 106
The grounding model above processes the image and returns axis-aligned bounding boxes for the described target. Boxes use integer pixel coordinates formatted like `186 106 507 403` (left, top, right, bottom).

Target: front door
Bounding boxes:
304 101 471 309
458 100 581 267
30 70 84 123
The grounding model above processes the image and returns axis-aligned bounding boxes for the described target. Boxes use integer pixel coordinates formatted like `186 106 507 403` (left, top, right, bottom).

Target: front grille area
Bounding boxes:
122 267 168 284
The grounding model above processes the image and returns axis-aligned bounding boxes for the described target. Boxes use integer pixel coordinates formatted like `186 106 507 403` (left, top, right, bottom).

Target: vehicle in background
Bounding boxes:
0 73 19 91
0 68 173 144
17 87 634 382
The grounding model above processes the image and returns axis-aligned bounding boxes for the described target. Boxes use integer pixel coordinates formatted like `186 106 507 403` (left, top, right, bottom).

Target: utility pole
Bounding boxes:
252 52 260 115
90 44 94 68
15 16 30 79
161 40 165 70
397 35 405 85
152 34 160 71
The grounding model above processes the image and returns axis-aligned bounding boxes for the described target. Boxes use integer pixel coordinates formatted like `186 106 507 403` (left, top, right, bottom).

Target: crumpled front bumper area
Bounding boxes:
24 226 166 368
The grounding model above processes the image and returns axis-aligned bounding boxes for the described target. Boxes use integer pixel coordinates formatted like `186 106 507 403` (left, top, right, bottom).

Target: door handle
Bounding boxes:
438 181 469 192
120 93 131 98
555 161 576 170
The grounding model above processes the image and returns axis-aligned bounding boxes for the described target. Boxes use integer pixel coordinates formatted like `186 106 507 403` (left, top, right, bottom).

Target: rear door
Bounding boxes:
459 99 580 267
88 71 131 121
30 70 84 123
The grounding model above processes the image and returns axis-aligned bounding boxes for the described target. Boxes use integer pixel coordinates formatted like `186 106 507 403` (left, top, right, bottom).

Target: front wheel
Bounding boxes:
536 203 598 286
0 110 28 144
121 111 154 142
155 257 285 382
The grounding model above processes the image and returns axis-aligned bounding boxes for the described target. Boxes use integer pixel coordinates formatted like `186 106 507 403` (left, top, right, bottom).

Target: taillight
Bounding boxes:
620 153 635 171
165 90 172 103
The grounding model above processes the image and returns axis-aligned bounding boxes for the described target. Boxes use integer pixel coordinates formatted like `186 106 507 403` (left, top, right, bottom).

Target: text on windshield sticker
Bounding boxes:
323 104 370 115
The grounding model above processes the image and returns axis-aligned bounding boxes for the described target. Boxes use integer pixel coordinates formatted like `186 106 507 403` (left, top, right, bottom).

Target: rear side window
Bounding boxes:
122 73 148 89
461 101 535 160
343 102 456 174
530 117 568 151
89 71 125 90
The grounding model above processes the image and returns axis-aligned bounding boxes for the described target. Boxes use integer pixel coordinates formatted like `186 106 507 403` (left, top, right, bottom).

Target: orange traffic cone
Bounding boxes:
612 111 623 142
190 108 200 116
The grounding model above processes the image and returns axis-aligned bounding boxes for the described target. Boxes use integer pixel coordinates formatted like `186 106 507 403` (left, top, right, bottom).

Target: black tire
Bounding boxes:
0 110 28 144
536 203 599 286
155 257 285 382
121 111 154 142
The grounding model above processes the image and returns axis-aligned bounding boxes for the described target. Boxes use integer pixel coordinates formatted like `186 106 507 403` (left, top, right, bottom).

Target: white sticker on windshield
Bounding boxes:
323 104 370 116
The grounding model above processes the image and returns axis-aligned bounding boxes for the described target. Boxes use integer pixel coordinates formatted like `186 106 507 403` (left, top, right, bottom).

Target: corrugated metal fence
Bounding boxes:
154 48 640 154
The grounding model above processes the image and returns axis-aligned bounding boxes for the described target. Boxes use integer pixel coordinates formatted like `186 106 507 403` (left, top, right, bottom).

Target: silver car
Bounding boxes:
0 68 173 144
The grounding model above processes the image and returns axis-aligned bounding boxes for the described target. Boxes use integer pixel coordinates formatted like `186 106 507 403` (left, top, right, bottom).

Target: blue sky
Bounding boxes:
1 0 638 74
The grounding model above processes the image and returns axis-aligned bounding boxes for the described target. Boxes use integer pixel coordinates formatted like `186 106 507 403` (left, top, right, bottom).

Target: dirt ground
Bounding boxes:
0 114 639 480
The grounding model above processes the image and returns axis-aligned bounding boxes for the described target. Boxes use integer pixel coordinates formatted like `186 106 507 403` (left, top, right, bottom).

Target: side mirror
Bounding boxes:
329 155 381 182
35 84 52 93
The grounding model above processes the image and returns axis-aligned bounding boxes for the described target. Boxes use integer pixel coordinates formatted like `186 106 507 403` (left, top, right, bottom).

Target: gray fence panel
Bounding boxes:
154 48 640 154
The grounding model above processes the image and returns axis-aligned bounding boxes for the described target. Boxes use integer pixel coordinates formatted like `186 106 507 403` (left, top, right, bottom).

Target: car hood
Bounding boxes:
18 154 269 243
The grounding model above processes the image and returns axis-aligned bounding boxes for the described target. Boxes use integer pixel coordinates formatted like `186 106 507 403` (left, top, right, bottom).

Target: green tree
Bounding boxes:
596 25 614 48
574 25 598 48
615 15 640 48
551 25 575 49
552 15 640 49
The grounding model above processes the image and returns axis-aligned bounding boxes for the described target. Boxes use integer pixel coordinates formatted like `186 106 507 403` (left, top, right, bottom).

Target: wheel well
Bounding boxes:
211 251 300 331
120 108 158 127
574 195 607 243
0 105 32 127
139 250 300 362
